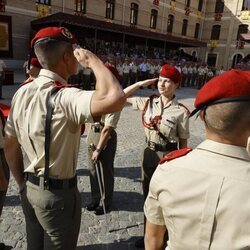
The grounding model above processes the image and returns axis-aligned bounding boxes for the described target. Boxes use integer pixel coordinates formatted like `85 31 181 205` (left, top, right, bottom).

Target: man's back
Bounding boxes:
7 69 93 178
146 140 250 249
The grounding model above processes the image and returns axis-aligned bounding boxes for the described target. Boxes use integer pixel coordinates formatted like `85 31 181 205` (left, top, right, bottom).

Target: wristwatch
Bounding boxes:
95 147 101 153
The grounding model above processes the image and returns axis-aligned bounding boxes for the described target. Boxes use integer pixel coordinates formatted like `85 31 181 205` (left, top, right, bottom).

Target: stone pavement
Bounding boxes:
0 77 205 249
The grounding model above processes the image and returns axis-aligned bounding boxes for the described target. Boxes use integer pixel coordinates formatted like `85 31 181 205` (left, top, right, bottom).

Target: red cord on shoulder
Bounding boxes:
159 147 192 164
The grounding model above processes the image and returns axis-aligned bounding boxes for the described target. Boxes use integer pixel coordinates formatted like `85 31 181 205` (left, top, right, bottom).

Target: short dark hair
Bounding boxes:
204 101 250 137
34 39 72 69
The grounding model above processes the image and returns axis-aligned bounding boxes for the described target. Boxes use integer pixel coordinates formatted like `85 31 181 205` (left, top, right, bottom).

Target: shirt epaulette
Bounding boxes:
159 147 192 164
19 78 33 88
54 81 80 89
178 102 190 115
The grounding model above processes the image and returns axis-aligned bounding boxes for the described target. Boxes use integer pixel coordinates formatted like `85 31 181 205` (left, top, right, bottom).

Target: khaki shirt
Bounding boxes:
5 69 94 179
102 112 120 129
132 96 189 144
144 140 250 249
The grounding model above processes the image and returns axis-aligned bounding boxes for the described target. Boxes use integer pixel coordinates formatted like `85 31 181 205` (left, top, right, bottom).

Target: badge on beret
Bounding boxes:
61 28 73 39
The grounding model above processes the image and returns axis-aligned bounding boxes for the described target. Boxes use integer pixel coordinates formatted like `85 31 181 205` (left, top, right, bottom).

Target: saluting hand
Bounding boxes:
137 78 158 88
73 47 97 68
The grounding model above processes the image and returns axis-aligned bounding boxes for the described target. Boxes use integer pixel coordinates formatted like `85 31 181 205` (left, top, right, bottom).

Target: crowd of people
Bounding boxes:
0 26 249 250
66 55 229 92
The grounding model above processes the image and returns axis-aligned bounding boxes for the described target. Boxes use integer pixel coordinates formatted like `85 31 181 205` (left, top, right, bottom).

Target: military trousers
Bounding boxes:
0 149 9 216
87 129 117 207
142 146 169 244
142 146 165 201
20 180 81 250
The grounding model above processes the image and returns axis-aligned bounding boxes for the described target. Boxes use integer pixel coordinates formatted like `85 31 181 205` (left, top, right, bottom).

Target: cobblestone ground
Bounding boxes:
0 83 205 249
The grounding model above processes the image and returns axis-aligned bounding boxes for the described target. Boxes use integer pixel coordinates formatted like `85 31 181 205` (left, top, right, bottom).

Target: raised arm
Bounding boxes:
124 78 158 100
74 48 126 117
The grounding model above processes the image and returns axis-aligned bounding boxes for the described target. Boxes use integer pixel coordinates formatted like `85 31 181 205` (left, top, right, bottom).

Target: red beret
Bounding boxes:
160 64 181 83
31 27 77 48
191 69 250 116
106 65 120 81
31 58 42 69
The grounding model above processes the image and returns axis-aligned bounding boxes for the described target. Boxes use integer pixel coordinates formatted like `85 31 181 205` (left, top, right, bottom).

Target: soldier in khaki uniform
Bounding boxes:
4 27 125 250
124 64 190 248
86 65 121 215
86 111 120 215
144 69 250 250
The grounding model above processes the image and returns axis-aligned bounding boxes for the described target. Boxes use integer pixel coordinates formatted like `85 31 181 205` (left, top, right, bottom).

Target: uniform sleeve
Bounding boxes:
58 88 94 125
144 169 166 226
177 108 190 139
104 112 121 129
132 96 148 111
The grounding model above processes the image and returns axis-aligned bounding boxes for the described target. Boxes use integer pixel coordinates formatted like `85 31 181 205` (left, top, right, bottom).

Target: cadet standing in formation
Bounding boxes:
4 27 125 250
86 65 121 215
144 69 250 249
124 64 190 248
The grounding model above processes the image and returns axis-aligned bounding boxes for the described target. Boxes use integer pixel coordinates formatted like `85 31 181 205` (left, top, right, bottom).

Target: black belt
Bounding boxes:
147 141 178 152
24 173 77 190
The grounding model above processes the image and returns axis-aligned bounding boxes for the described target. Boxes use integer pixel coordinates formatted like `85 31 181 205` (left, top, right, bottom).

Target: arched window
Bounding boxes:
130 3 139 25
211 25 221 40
182 19 188 36
215 0 224 13
198 0 203 11
106 0 115 19
167 15 174 33
194 23 200 39
150 9 158 29
232 54 243 68
242 0 250 10
237 24 249 40
76 0 86 13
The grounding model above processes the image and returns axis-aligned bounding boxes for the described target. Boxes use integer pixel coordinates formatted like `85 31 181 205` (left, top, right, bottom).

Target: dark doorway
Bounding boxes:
207 53 217 67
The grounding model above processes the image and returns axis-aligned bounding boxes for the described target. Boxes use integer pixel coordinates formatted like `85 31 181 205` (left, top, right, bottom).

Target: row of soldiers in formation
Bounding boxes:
72 57 226 91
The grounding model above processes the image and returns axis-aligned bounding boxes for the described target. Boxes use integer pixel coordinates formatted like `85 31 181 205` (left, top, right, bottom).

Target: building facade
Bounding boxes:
0 0 249 70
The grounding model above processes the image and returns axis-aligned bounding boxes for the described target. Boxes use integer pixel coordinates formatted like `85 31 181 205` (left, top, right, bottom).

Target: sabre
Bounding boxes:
90 143 111 232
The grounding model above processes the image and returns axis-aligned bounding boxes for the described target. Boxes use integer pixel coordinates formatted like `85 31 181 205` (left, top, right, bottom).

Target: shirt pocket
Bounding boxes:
161 117 177 138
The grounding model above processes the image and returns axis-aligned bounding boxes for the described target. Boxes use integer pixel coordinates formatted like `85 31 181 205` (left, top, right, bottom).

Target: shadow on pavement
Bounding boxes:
3 195 21 207
110 191 143 212
114 166 141 181
80 191 143 212
76 236 142 250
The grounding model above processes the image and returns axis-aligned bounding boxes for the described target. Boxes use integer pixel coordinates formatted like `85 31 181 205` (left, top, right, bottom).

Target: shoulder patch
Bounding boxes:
159 147 192 165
